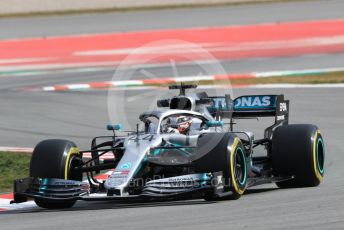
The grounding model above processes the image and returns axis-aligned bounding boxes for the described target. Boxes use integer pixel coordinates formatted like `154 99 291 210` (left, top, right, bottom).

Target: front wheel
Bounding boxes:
226 135 247 199
30 139 82 209
196 133 247 200
34 198 76 209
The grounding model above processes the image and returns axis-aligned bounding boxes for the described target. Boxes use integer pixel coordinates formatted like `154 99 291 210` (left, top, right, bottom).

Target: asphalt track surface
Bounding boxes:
0 52 344 148
0 87 343 230
0 0 344 39
0 0 344 229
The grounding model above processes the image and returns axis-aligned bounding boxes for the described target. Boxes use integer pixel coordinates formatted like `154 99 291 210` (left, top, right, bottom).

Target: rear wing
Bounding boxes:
207 94 289 124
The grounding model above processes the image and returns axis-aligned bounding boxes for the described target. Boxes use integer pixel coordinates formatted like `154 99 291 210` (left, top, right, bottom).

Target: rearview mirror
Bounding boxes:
106 124 123 131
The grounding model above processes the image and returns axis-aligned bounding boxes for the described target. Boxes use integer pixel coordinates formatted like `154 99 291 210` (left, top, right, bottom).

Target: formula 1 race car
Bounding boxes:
12 84 325 209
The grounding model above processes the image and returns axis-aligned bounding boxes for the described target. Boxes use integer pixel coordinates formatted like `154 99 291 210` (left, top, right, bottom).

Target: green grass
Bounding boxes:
143 71 344 88
230 72 344 85
0 152 31 193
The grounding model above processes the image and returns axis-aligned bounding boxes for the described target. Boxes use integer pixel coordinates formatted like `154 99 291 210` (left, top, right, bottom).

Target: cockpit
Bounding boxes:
139 110 207 135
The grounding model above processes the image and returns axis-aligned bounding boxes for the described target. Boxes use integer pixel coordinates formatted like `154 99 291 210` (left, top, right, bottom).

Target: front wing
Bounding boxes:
12 173 216 204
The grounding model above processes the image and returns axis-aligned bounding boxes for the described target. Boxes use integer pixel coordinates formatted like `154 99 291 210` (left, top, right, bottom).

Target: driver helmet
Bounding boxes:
176 116 193 134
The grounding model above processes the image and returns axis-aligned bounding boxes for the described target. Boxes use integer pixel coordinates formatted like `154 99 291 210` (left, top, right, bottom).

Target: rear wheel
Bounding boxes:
30 139 82 209
272 124 325 188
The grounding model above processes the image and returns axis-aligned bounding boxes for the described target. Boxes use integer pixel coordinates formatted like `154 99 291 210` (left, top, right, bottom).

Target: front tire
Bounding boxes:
272 124 325 188
226 135 247 199
30 139 82 209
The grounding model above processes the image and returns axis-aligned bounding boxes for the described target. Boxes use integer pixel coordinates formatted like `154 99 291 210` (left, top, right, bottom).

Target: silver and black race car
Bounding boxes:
12 84 325 209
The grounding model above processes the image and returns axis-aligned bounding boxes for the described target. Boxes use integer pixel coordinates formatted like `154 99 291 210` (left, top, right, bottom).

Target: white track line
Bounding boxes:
34 67 344 92
249 83 344 88
0 147 33 153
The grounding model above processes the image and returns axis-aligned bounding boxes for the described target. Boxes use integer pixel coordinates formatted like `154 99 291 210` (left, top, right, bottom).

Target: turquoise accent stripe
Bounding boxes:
316 138 325 174
236 147 247 186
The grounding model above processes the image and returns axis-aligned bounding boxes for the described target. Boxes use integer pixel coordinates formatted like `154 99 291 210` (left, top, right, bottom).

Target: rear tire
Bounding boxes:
30 139 82 209
272 124 325 188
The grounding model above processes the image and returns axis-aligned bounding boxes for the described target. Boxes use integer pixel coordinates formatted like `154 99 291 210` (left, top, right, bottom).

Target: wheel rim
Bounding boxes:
68 155 83 181
316 138 325 174
234 147 247 186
